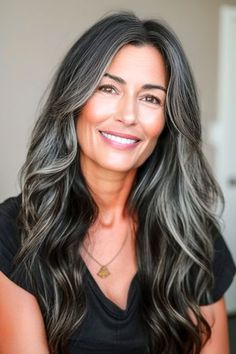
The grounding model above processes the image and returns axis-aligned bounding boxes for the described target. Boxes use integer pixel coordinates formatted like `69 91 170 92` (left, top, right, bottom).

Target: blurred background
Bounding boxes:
0 0 235 348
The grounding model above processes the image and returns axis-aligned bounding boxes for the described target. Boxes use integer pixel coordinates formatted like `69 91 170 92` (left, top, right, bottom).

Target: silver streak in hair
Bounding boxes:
15 11 224 354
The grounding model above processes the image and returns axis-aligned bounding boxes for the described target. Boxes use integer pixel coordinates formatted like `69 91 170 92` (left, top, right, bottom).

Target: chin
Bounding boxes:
100 162 137 173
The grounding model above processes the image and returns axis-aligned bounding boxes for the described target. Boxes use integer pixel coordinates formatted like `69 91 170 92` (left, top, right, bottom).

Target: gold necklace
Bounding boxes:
82 233 128 278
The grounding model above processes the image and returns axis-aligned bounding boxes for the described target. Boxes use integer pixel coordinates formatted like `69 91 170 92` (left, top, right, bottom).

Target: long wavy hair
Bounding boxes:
15 11 224 354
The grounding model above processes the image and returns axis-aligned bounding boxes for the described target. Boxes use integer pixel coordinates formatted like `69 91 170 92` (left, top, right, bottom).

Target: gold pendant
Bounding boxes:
97 265 110 278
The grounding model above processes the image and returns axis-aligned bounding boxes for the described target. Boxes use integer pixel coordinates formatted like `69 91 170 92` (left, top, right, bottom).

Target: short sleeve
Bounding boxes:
211 234 236 302
200 234 236 305
0 195 34 294
0 197 20 274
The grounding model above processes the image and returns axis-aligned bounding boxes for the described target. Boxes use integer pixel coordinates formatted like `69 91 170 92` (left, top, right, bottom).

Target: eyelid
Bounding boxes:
97 84 119 94
140 94 162 106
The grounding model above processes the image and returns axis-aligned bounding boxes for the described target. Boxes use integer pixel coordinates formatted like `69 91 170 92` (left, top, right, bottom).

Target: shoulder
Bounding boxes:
199 232 236 306
211 233 236 302
0 195 22 238
0 194 21 219
0 194 21 233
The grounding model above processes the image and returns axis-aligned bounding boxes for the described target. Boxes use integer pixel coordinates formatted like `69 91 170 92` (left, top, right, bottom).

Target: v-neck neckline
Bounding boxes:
84 265 139 316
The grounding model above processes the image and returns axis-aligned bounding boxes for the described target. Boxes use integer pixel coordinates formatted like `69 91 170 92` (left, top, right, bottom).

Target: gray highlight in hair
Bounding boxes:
15 11 224 354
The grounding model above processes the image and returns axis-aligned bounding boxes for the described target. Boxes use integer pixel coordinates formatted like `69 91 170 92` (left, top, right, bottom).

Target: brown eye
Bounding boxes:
143 95 161 105
98 85 117 94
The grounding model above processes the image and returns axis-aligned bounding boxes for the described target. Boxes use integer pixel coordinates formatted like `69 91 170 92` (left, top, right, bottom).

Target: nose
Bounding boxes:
115 95 137 125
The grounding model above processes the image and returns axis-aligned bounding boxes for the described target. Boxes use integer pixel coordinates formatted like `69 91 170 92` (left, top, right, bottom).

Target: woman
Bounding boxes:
0 11 235 354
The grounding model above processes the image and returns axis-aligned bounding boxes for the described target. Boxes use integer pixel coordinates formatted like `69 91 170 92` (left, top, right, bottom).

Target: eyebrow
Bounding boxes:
104 72 167 93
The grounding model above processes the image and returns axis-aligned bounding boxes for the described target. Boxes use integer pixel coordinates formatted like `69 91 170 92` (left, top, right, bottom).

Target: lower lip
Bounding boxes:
99 132 140 150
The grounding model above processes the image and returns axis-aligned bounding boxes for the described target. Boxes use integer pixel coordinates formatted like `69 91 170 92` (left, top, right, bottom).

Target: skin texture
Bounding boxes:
200 298 230 354
0 272 230 353
77 44 167 310
76 44 167 177
0 272 50 354
0 45 230 353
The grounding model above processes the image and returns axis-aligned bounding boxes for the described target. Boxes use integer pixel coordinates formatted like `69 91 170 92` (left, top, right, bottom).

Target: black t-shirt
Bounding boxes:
0 195 235 354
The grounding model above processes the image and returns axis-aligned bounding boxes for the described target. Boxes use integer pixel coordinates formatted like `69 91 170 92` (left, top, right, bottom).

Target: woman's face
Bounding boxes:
76 44 167 174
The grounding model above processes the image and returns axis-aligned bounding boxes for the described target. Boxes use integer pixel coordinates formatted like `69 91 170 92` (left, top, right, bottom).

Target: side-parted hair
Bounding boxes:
16 11 223 354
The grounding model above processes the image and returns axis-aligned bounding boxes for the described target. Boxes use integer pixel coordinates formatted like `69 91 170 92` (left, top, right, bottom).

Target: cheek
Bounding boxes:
79 96 117 124
142 113 166 141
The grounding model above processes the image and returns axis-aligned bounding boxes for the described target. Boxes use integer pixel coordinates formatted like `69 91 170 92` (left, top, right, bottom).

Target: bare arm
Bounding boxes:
0 271 50 354
200 297 230 354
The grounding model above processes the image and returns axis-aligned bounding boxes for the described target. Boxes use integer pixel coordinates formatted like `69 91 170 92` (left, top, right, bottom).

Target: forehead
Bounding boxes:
104 44 167 86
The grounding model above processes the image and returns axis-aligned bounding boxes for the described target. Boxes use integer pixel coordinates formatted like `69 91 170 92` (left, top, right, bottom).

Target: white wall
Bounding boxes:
1 0 236 200
1 0 235 312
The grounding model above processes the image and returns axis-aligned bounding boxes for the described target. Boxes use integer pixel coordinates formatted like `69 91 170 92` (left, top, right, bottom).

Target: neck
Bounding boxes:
80 157 137 226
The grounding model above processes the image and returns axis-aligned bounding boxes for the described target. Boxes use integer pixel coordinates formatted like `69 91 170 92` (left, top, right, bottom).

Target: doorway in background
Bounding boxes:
211 5 236 314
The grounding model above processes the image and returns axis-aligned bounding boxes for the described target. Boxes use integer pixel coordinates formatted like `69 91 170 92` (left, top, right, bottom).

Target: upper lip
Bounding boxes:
99 130 141 141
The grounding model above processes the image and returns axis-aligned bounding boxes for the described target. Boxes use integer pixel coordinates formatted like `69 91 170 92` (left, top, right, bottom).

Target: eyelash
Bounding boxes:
97 84 117 94
97 84 161 105
142 95 161 105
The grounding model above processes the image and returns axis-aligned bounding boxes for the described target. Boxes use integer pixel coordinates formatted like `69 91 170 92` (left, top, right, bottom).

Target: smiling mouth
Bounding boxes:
99 131 140 145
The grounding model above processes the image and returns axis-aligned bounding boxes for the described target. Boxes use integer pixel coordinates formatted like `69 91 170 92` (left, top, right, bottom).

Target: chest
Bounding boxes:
81 253 137 310
68 268 146 353
80 215 138 310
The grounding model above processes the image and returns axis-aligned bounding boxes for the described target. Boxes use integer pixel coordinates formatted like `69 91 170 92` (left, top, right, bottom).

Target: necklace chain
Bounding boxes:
82 232 128 278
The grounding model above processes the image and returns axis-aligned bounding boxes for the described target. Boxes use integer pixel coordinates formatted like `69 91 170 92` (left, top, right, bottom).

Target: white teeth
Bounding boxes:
100 131 138 145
